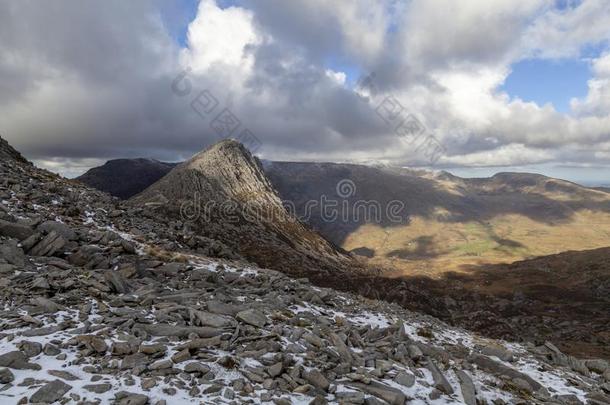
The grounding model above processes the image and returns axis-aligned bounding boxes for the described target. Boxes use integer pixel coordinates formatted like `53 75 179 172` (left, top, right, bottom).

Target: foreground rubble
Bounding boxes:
1 152 610 404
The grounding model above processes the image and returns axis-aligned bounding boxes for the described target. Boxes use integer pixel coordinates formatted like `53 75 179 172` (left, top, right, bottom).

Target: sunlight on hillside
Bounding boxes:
344 212 610 277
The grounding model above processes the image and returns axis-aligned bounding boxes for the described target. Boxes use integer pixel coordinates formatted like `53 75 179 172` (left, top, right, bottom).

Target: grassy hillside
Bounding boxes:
266 163 610 277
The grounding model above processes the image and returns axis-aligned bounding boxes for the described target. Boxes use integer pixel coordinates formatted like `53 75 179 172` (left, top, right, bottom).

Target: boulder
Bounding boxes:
37 220 77 240
236 309 267 328
0 350 41 370
0 219 34 240
30 379 72 403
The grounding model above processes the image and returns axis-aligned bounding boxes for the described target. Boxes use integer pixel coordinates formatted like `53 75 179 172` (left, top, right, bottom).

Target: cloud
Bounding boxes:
181 0 261 74
1 0 610 178
524 0 610 59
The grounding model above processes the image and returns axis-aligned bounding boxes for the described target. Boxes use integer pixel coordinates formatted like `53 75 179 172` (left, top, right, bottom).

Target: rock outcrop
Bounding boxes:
0 135 30 164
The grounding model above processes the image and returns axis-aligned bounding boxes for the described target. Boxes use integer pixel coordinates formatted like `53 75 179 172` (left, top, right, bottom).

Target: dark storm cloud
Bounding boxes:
1 0 610 177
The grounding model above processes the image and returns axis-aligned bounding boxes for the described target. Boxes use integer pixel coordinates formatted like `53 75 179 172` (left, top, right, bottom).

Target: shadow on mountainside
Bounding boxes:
298 247 610 361
266 162 610 246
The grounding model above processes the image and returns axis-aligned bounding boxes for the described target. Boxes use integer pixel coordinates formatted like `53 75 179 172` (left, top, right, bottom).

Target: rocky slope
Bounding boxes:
0 135 29 165
77 159 177 200
75 151 610 360
1 140 609 404
130 140 353 278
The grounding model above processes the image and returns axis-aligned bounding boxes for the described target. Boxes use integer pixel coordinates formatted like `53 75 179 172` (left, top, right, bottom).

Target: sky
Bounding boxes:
1 0 610 184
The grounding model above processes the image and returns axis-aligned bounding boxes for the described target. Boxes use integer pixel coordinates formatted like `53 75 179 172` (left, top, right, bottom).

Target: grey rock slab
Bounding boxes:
175 336 222 350
330 332 354 365
139 343 167 355
303 369 330 392
481 344 514 362
183 362 211 374
0 350 41 370
149 359 173 370
18 340 43 357
236 309 266 328
190 309 234 328
84 383 113 394
171 349 191 363
43 343 61 356
23 325 63 338
118 393 149 405
207 300 243 316
0 239 25 266
426 359 454 395
393 371 415 388
31 297 64 313
29 230 67 257
48 370 81 381
0 219 34 240
456 370 476 405
335 391 365 404
30 379 72 403
0 367 15 383
348 381 407 405
469 354 543 392
267 362 283 378
134 323 225 338
111 341 137 356
586 359 608 374
31 277 50 289
74 335 108 354
121 353 150 370
37 220 77 240
104 270 131 294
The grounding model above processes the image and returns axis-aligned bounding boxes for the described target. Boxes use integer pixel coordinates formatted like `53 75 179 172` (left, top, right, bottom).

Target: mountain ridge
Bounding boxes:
130 139 355 278
78 158 177 199
0 135 30 165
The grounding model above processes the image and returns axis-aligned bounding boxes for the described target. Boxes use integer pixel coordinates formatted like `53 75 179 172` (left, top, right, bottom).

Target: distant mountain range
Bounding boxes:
77 158 178 199
78 152 610 276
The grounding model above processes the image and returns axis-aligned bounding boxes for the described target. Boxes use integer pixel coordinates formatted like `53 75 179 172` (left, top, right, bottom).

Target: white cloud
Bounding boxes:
571 53 610 116
324 69 347 86
524 0 610 59
1 0 610 177
442 144 554 167
181 0 261 74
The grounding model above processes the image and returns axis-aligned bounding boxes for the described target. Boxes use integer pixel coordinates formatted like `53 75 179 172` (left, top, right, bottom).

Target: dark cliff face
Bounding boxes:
77 159 176 199
0 135 30 165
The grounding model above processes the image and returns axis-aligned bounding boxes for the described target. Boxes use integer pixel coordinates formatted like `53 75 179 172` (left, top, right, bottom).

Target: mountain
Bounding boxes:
78 156 610 275
264 162 610 276
73 149 610 358
2 136 607 404
77 158 176 199
131 140 353 277
0 135 30 164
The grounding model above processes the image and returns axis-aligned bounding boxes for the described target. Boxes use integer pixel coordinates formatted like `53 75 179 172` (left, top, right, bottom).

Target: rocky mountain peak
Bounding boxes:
0 135 30 165
132 139 350 277
179 138 279 204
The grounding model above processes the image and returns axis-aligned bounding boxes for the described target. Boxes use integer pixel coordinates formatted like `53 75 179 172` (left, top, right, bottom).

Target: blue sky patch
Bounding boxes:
159 0 199 48
501 58 591 113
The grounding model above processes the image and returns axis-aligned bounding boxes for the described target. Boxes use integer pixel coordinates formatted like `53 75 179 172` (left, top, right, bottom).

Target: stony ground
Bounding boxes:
1 157 610 404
